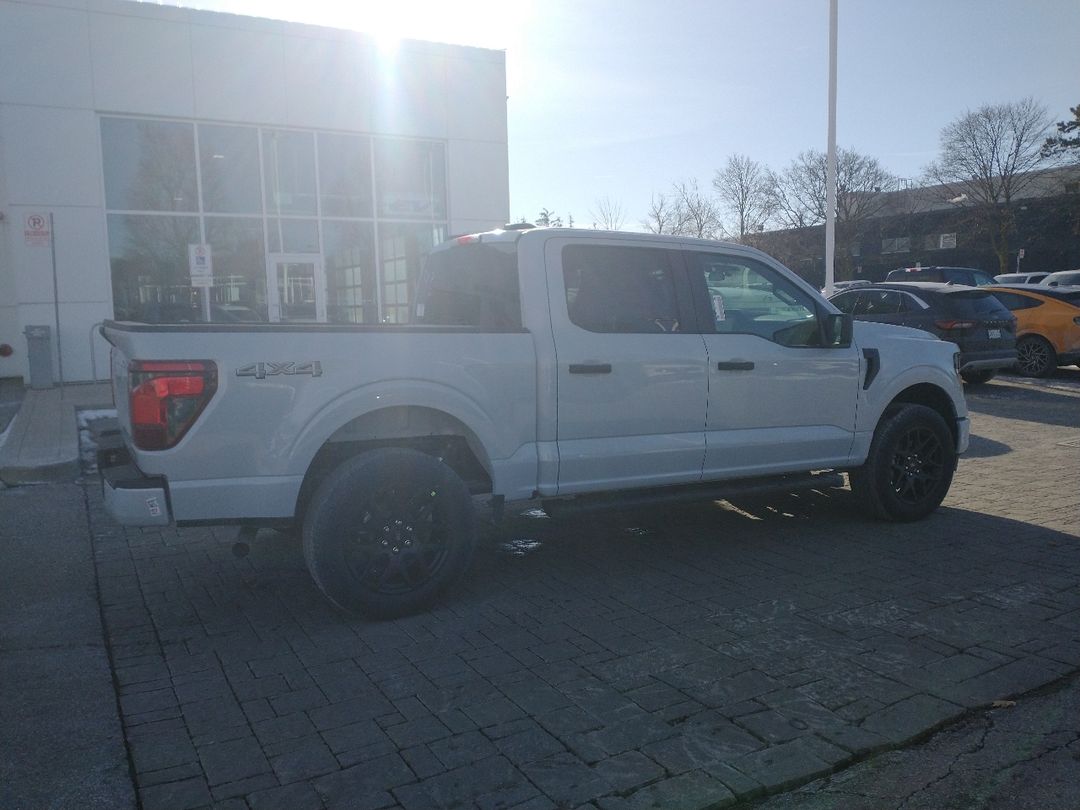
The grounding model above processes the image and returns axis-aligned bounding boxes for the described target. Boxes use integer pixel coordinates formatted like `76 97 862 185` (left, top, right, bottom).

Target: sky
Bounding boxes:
167 0 1079 231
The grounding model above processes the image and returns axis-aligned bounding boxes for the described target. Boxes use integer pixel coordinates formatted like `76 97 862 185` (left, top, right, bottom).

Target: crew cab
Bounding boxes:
101 228 970 617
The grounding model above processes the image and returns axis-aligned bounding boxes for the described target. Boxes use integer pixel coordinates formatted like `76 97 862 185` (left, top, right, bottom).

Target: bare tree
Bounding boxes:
642 182 725 239
924 97 1053 273
713 154 773 242
671 180 724 240
770 148 895 226
642 193 683 234
768 148 896 278
589 196 626 230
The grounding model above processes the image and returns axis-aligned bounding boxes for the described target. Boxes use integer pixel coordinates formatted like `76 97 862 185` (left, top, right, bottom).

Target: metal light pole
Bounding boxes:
824 0 838 297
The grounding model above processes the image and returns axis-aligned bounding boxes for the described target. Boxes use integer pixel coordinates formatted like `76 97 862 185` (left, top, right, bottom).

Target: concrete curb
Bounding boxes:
0 383 113 485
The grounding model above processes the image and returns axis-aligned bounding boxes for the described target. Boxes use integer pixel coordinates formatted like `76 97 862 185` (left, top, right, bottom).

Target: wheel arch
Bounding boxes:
289 385 500 522
886 383 960 446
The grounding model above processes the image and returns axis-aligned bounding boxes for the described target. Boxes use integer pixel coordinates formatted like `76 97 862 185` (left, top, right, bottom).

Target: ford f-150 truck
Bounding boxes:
101 227 970 618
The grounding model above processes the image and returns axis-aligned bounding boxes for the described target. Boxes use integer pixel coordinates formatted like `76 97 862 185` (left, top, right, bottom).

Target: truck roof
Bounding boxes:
436 225 749 252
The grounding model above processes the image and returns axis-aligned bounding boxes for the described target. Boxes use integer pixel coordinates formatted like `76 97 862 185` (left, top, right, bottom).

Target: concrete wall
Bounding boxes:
0 0 509 382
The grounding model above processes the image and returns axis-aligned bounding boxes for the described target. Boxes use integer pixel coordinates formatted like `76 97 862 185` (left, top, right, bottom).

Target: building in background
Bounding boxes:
0 0 509 382
754 166 1080 287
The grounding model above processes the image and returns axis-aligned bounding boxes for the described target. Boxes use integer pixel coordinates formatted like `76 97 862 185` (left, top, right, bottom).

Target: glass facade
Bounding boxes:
102 116 449 324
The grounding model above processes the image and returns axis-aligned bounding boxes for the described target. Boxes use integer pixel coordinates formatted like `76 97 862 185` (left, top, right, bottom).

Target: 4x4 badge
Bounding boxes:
237 361 322 379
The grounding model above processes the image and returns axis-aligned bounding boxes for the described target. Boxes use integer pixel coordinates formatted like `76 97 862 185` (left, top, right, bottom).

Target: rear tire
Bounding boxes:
1015 335 1056 378
850 404 956 522
302 448 476 619
960 369 996 385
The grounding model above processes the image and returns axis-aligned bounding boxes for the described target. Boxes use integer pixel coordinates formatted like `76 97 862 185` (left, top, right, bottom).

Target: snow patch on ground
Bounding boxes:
77 408 117 472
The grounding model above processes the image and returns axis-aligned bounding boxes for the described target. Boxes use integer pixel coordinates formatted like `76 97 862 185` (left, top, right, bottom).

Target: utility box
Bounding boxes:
23 325 55 389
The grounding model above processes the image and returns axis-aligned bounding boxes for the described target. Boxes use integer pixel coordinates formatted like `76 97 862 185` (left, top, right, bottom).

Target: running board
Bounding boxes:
542 471 845 518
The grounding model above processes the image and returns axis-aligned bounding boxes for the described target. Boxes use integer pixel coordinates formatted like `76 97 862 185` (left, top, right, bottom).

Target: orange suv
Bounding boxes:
986 285 1080 377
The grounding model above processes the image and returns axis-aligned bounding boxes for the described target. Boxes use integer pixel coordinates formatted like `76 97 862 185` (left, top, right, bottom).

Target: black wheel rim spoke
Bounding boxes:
1019 342 1046 373
342 483 450 595
889 427 945 504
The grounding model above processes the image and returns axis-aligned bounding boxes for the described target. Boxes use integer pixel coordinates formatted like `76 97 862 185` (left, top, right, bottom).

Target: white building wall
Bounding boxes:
0 0 509 382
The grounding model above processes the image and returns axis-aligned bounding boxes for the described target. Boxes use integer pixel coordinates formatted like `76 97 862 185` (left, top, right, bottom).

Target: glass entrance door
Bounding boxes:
266 254 326 322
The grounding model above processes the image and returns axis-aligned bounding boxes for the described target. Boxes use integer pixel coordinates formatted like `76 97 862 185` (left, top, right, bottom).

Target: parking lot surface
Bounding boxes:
70 375 1080 809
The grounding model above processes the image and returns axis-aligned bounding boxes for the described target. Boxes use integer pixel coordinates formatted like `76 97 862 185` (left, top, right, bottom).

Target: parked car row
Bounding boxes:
875 265 1080 290
828 279 1080 382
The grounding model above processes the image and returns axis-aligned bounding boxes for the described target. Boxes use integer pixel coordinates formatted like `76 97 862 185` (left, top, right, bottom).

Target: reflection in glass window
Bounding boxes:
108 214 200 322
378 223 446 323
687 252 818 346
319 133 373 218
268 218 320 253
199 124 261 214
263 130 317 215
375 139 446 220
324 221 377 323
204 217 267 321
101 118 197 212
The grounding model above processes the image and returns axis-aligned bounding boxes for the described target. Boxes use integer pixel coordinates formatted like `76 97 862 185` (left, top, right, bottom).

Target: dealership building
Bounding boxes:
0 0 510 383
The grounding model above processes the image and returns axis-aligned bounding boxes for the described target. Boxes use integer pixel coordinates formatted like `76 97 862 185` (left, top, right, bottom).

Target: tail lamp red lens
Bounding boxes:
129 360 217 450
934 319 976 331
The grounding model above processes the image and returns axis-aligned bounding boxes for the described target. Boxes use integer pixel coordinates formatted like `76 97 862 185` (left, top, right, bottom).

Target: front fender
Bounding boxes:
852 322 967 451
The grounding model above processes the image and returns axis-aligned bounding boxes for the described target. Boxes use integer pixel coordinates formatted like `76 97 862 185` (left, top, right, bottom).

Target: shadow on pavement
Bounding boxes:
966 380 1080 428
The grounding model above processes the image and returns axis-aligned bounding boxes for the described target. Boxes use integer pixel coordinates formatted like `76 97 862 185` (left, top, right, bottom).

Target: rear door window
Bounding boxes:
992 292 1042 311
563 245 683 333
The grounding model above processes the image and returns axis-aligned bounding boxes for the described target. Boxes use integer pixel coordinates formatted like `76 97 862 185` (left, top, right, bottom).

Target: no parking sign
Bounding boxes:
23 213 51 246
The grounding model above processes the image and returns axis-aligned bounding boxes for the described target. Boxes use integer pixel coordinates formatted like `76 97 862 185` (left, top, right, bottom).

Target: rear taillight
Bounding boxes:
129 360 217 450
934 319 976 330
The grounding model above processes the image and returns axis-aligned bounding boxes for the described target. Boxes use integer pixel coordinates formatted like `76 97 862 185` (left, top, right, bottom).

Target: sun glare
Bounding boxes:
192 0 534 51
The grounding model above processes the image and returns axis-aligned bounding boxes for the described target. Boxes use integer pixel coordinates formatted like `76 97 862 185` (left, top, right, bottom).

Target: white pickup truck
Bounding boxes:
101 227 969 617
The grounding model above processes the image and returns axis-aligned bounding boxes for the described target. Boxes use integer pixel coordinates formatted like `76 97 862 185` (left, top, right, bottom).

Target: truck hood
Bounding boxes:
852 319 939 345
852 319 959 369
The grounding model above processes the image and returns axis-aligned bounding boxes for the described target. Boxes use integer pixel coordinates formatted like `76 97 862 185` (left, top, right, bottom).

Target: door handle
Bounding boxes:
569 363 612 374
716 361 754 371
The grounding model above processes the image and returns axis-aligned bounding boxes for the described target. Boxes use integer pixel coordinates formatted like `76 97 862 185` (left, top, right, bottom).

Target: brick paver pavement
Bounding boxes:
84 378 1080 809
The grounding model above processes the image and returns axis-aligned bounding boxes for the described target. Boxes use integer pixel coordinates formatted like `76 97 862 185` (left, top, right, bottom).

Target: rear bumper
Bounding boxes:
1058 351 1080 367
959 349 1017 372
99 445 171 527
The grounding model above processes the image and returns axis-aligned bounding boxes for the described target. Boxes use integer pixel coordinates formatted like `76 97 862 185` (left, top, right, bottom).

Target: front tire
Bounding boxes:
302 448 476 619
850 404 956 522
1015 335 1056 378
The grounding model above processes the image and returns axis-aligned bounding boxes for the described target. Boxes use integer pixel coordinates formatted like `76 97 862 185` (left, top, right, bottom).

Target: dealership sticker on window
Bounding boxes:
712 294 726 321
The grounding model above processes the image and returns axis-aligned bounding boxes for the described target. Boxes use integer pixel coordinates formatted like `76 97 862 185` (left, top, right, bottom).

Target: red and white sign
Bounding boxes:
23 213 51 247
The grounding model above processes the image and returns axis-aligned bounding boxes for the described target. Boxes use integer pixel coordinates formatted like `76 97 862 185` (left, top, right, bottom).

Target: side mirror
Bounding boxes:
823 312 853 348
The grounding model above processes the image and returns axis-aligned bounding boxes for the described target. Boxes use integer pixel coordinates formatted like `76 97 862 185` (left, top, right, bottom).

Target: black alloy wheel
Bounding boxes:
850 403 956 522
888 423 947 506
303 447 476 618
1015 335 1056 378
